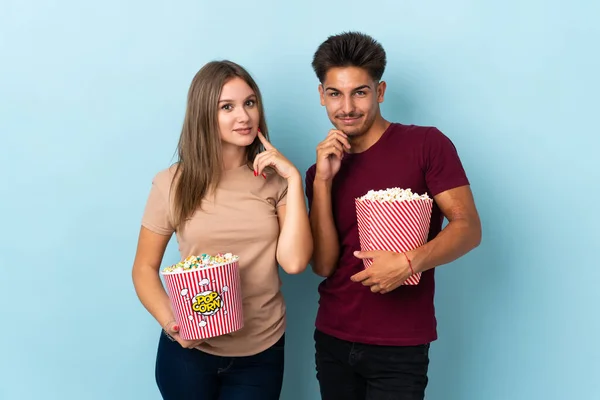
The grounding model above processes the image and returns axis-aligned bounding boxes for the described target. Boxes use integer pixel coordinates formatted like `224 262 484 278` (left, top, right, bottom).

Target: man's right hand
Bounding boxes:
315 129 351 182
164 320 204 349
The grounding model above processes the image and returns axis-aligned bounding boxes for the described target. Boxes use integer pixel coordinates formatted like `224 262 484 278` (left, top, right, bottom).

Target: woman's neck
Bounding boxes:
221 145 247 171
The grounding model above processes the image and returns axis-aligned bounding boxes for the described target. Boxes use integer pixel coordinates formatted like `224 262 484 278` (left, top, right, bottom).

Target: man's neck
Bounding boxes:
349 117 391 153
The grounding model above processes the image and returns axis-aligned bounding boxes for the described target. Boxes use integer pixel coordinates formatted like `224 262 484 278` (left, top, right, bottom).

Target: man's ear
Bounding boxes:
318 84 325 106
377 81 387 103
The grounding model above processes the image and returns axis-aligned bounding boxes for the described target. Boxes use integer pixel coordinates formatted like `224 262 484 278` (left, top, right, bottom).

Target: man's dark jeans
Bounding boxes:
314 329 430 400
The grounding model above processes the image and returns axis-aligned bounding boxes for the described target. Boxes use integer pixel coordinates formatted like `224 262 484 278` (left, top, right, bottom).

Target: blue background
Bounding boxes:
1 1 598 399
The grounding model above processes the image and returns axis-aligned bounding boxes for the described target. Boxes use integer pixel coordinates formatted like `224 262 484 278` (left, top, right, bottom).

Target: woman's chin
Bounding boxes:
239 134 257 147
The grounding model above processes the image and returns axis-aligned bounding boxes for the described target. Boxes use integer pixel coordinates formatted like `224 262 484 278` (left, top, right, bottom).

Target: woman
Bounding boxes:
132 60 313 399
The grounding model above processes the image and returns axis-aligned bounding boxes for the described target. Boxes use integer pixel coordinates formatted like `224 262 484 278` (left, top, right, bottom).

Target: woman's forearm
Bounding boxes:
132 264 175 328
276 171 313 274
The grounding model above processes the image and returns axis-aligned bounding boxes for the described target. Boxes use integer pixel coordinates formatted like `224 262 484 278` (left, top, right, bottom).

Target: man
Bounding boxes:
305 31 482 400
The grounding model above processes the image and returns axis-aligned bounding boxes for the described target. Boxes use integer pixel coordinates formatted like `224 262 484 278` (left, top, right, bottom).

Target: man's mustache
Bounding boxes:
335 113 363 119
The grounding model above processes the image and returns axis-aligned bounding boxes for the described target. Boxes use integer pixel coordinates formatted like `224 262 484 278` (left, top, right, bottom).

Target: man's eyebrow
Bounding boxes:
324 85 371 92
218 94 257 103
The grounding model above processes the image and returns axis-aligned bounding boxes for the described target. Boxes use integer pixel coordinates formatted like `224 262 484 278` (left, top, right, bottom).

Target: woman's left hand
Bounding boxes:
253 131 299 180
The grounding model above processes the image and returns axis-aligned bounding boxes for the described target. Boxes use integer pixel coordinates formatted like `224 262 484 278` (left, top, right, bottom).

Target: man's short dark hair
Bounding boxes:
311 31 387 83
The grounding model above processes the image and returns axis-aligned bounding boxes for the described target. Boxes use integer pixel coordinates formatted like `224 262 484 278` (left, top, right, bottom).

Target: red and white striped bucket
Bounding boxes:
355 197 433 285
161 260 244 340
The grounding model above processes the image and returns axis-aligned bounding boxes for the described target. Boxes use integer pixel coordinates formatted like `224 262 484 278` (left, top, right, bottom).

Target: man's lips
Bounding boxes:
338 116 361 124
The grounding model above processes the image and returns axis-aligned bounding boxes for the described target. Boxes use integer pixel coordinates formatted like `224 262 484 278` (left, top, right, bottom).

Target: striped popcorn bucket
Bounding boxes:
160 260 244 340
355 197 433 285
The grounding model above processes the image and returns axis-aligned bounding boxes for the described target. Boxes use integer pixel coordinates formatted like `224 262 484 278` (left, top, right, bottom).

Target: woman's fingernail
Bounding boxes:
173 325 179 331
253 170 257 176
262 173 267 179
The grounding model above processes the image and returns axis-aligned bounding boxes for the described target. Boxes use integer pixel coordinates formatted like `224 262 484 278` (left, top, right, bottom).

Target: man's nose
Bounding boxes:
342 97 355 114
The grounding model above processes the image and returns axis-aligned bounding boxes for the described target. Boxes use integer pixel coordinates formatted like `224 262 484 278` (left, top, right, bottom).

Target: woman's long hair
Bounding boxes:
172 60 269 229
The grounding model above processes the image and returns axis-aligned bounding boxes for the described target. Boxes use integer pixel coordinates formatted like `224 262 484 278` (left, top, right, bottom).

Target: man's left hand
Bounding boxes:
350 250 414 294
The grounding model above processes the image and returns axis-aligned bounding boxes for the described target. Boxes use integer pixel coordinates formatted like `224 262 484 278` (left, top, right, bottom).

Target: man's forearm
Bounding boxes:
310 180 340 277
410 217 482 274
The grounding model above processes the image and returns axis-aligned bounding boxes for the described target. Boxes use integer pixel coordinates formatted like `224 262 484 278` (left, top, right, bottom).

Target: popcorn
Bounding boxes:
355 187 433 285
160 252 244 340
358 187 430 202
162 253 239 274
